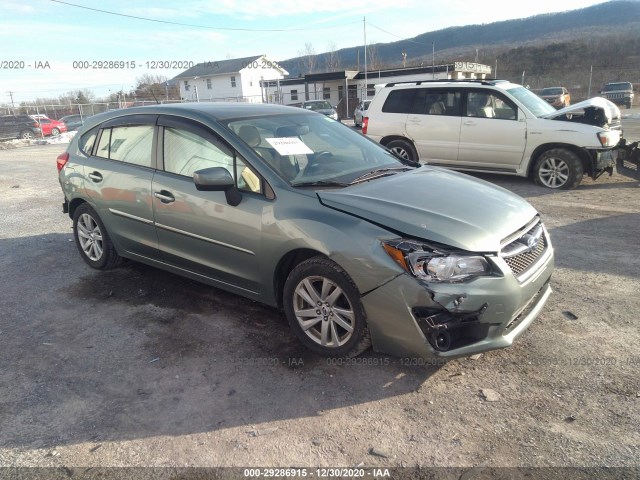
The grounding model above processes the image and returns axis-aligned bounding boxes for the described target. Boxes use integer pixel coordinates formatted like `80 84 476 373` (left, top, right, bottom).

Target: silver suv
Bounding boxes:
364 80 624 189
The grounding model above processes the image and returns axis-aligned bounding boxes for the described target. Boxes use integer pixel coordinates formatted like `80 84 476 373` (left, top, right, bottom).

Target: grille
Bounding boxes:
501 222 548 278
504 235 546 276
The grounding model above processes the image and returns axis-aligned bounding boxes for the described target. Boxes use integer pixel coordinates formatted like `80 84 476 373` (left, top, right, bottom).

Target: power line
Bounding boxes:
49 0 359 32
367 23 431 47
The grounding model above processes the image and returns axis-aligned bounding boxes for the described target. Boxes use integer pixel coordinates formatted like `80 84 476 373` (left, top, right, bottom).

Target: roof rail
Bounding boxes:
383 79 507 88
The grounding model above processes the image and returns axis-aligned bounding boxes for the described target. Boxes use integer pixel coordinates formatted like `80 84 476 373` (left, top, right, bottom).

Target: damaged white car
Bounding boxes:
364 80 632 189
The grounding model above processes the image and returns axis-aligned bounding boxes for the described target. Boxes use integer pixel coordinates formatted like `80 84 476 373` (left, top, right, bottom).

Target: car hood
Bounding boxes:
317 167 537 252
541 97 620 124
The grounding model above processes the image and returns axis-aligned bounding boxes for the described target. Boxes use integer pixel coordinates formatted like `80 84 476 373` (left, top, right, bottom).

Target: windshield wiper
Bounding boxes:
349 166 413 185
291 180 349 188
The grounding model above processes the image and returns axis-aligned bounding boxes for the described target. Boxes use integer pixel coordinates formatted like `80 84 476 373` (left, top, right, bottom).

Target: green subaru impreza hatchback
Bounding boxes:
57 103 553 359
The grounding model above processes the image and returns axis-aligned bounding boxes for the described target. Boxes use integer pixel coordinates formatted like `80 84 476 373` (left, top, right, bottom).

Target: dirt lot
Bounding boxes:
0 119 638 476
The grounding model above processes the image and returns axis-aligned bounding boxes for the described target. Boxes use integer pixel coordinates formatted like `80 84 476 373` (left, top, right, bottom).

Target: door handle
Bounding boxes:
463 121 476 126
154 190 175 203
88 171 103 182
88 172 102 183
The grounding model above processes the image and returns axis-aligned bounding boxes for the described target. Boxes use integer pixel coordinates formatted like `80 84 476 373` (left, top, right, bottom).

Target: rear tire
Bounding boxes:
533 148 583 189
19 130 34 140
51 128 60 136
283 257 371 358
386 139 418 162
72 203 122 269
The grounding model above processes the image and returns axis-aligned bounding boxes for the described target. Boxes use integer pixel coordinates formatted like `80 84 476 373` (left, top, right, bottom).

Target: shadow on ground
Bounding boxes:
0 234 440 449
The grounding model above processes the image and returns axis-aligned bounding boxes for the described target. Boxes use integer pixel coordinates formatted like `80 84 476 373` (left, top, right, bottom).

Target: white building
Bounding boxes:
172 55 288 103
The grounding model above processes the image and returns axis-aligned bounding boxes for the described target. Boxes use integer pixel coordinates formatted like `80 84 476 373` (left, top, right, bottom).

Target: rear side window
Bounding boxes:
382 89 419 113
95 125 154 168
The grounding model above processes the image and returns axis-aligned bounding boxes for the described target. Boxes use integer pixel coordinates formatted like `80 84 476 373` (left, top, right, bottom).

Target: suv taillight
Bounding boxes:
56 152 69 171
362 117 368 134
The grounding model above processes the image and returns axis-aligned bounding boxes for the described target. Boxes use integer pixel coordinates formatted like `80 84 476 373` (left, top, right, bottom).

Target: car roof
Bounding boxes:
77 103 312 133
85 103 308 125
381 80 520 90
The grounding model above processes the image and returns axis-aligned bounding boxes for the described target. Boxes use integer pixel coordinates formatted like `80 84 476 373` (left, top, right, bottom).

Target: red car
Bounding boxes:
37 117 67 136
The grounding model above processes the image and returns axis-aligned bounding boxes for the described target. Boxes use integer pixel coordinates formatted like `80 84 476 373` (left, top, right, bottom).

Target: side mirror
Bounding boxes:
193 167 242 206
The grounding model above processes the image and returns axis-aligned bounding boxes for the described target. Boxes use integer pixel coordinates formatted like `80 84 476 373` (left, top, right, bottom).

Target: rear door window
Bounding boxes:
94 125 154 167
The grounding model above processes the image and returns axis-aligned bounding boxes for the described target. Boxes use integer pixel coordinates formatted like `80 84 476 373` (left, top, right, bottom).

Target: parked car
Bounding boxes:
600 82 634 109
59 114 85 131
539 87 570 108
38 117 68 136
364 79 623 189
0 114 42 140
354 100 371 127
302 100 339 120
57 103 554 360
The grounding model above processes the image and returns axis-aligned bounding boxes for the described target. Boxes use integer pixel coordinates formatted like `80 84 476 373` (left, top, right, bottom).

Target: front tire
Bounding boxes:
72 203 122 269
386 139 418 162
51 128 60 136
533 148 583 189
283 257 371 358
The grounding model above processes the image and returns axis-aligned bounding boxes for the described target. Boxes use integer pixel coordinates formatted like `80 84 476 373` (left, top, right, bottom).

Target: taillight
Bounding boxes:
56 152 69 171
362 117 369 134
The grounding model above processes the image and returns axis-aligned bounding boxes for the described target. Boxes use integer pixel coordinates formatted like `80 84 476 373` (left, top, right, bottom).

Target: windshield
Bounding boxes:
506 86 556 117
304 101 333 111
602 82 631 92
541 88 563 95
226 112 410 186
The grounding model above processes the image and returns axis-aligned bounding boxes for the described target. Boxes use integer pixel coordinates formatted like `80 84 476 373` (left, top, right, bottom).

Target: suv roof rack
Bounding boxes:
383 79 508 88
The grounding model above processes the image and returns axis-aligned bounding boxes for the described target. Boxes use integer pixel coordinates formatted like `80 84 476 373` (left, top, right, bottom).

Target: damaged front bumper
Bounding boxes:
616 139 640 180
361 240 554 360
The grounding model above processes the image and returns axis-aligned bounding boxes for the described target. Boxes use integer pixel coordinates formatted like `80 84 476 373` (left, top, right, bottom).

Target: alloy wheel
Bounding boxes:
77 213 104 261
292 276 355 348
537 157 570 188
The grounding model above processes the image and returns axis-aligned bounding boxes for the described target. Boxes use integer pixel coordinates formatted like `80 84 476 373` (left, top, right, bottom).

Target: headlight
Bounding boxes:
382 239 490 283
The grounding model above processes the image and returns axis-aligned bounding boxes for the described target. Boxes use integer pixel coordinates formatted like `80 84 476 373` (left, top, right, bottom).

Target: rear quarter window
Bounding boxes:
382 89 418 113
78 127 98 156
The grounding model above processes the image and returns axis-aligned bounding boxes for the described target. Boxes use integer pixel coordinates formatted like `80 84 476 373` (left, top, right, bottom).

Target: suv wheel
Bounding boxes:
533 148 583 189
72 204 122 269
283 257 371 358
19 130 34 140
386 139 418 162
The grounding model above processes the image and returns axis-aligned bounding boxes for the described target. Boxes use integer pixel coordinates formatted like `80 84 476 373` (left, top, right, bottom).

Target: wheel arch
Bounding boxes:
527 143 592 177
68 197 89 219
379 134 414 148
273 248 328 309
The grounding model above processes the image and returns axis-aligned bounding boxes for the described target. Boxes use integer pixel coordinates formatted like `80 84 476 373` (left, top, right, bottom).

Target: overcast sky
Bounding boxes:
0 0 609 102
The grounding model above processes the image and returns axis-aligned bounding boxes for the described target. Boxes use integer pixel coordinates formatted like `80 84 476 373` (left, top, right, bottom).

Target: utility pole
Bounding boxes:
7 91 15 111
402 51 407 68
432 42 435 79
495 59 498 78
588 65 593 97
363 16 368 101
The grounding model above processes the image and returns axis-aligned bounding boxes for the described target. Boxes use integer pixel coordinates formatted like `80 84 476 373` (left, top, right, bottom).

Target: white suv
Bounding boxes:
364 80 623 189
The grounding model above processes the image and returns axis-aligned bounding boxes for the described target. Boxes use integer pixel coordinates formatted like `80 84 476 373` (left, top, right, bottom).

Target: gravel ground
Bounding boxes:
0 119 638 477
